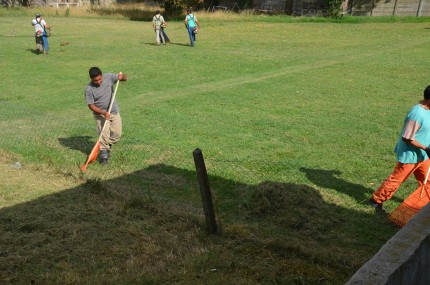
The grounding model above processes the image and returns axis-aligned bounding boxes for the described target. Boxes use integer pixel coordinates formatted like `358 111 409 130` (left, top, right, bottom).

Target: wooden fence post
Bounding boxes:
417 0 423 16
193 148 218 235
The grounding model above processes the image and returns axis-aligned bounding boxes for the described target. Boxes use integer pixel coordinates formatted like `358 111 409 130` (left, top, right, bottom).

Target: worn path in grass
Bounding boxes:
134 36 430 104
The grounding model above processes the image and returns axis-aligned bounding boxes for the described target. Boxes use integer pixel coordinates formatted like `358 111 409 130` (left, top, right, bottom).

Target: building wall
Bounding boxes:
344 0 430 16
46 0 116 7
252 0 429 15
346 204 430 285
254 0 288 11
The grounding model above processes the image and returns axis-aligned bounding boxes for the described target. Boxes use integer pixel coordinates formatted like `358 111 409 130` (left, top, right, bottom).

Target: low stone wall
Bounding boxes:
346 204 430 285
371 0 430 16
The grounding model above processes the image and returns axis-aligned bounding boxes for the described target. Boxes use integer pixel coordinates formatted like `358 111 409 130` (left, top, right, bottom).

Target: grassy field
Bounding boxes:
1 7 430 284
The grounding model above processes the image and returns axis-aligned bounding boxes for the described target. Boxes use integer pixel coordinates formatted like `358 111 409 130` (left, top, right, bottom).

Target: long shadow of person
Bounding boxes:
167 42 190 47
58 136 94 155
299 167 403 204
141 42 190 47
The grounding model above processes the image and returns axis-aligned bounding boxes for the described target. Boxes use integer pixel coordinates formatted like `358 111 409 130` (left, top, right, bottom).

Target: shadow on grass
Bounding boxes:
168 42 191 47
299 167 403 204
58 136 94 155
0 163 397 284
26 48 40 55
141 42 190 47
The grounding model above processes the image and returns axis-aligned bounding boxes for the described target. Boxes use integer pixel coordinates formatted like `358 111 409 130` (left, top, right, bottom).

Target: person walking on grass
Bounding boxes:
184 8 200 47
160 22 170 44
158 11 170 43
84 67 127 164
31 13 50 54
153 10 166 46
369 85 430 214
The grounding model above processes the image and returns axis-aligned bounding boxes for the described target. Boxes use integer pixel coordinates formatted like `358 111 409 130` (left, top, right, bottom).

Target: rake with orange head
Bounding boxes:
81 80 120 172
388 165 430 227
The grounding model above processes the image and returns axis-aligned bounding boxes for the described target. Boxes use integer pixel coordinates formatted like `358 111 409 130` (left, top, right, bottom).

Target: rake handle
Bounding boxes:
97 79 120 141
420 164 430 198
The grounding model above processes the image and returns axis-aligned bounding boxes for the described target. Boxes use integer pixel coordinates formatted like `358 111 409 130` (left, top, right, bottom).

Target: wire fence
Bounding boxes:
1 101 305 223
4 98 399 238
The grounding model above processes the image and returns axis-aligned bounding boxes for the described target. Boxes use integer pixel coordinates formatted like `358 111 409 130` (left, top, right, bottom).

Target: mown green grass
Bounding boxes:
1 10 430 284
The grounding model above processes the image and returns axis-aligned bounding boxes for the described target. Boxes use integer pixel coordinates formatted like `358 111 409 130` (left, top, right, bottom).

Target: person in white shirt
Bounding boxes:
31 13 50 54
152 10 166 46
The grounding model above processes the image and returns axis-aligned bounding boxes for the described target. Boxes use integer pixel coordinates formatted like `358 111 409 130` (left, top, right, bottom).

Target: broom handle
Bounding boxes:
97 79 120 141
420 164 430 198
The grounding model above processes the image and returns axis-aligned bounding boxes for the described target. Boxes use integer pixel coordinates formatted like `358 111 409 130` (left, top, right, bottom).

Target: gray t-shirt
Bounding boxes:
85 73 119 115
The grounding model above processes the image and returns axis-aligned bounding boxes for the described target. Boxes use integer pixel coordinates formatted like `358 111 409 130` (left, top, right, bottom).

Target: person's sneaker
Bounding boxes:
368 198 387 214
99 150 110 164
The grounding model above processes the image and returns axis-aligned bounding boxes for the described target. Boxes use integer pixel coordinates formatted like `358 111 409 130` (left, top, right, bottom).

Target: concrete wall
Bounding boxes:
280 0 430 16
254 0 288 11
345 0 430 16
346 204 430 285
46 0 116 7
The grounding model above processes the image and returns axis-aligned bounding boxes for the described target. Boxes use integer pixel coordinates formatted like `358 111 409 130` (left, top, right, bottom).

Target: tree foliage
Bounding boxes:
325 0 343 18
163 0 205 17
1 0 43 7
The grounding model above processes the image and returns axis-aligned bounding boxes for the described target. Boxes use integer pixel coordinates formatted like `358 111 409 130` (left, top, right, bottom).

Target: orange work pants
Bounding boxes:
372 159 430 205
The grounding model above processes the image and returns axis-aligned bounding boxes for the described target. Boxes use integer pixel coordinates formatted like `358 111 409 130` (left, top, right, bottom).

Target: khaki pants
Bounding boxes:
155 28 165 45
372 159 430 204
95 113 122 151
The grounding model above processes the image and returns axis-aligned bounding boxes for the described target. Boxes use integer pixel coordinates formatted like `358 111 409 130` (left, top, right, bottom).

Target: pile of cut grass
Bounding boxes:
0 155 395 284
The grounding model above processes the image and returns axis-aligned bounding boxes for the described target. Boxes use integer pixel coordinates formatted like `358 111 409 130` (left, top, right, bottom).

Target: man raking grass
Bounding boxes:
81 67 127 171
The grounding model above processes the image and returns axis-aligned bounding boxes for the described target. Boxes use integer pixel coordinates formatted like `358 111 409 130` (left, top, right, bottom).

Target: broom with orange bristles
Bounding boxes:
81 80 120 172
388 166 430 227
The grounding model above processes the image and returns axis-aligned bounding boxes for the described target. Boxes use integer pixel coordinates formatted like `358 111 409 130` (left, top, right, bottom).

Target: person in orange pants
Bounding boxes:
369 85 430 214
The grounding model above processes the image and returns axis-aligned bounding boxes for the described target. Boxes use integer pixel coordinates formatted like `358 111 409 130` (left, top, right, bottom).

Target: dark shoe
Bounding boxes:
99 150 110 164
369 198 387 214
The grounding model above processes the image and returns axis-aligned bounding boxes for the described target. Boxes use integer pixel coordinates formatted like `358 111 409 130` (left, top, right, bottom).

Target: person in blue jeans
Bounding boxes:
160 27 170 43
159 12 170 43
184 8 200 47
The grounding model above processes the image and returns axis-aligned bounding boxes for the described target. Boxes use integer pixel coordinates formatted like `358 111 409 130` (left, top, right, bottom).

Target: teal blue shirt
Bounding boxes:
395 104 430 163
186 14 196 28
